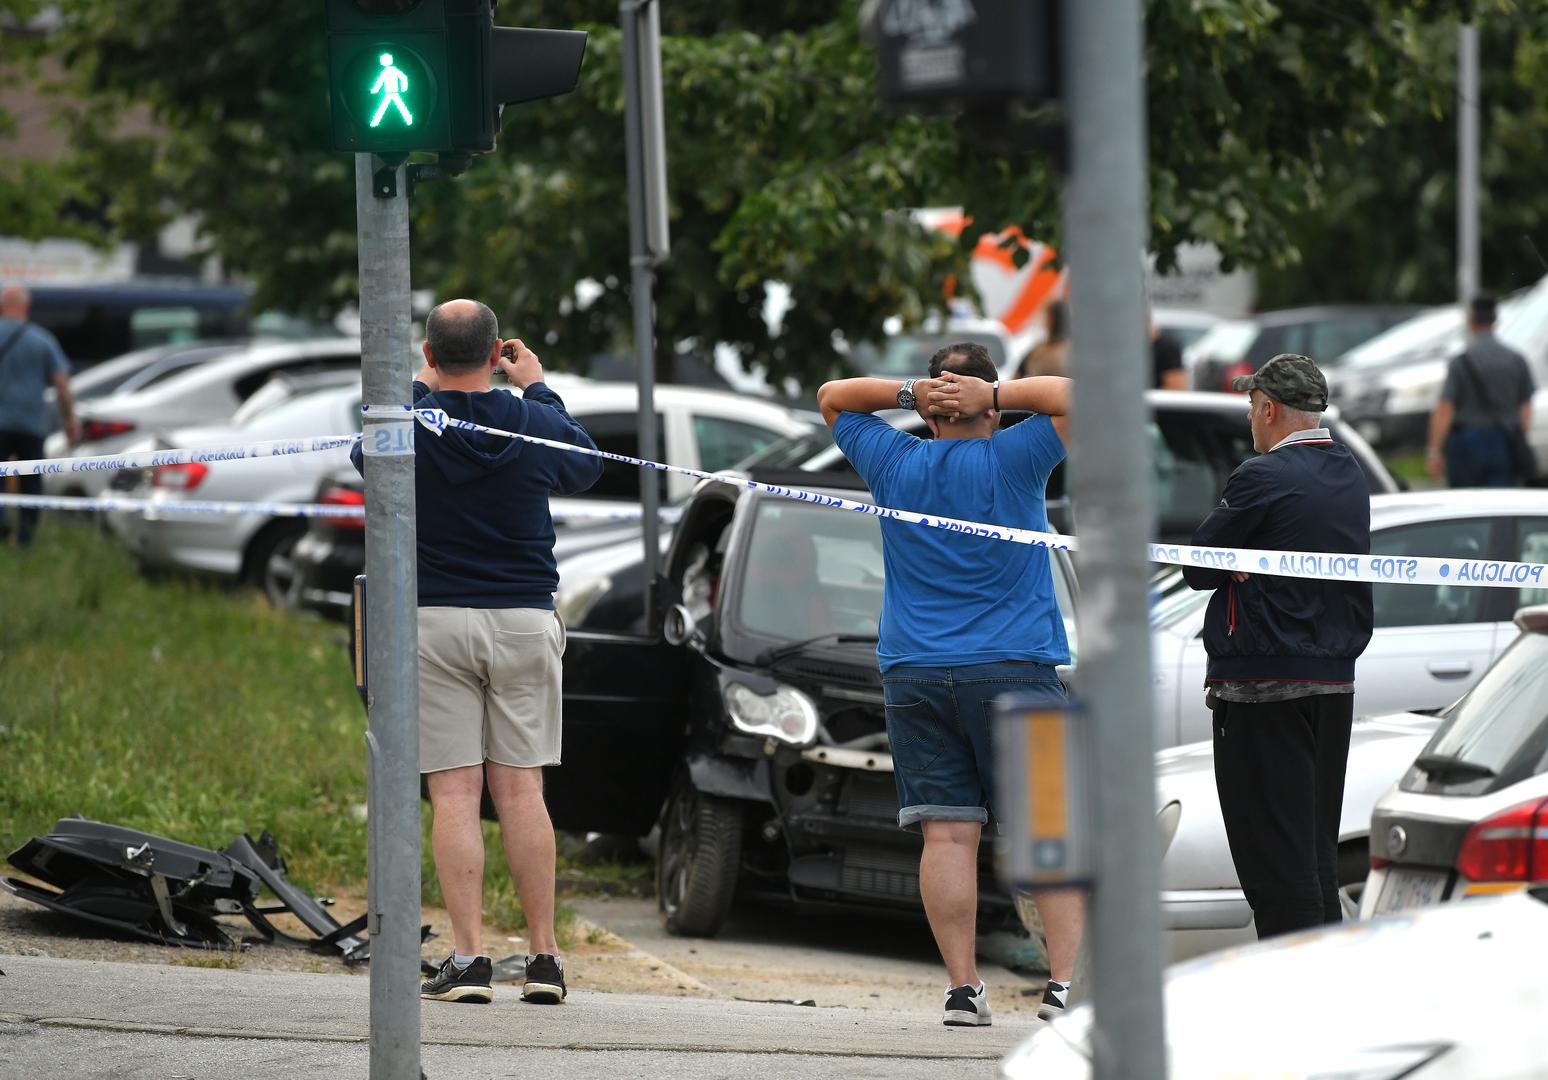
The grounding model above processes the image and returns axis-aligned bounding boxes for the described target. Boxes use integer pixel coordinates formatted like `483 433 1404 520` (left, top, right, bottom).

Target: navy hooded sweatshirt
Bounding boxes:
351 380 602 608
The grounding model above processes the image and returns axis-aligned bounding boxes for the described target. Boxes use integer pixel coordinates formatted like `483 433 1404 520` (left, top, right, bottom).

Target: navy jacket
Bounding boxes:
351 381 602 608
1183 431 1373 683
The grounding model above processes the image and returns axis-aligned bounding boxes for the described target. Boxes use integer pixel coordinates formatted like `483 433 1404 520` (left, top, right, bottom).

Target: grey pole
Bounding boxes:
1061 2 1167 1077
622 0 662 625
355 154 422 1080
1457 23 1480 304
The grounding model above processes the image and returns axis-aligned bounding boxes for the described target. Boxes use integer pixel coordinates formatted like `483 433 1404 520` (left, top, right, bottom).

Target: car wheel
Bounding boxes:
656 775 742 938
245 521 306 608
1338 839 1369 921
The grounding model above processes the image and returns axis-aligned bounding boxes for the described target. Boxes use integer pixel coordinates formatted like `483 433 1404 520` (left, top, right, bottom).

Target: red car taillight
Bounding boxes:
83 419 135 441
151 462 208 491
1221 361 1253 393
319 486 366 530
1455 796 1548 883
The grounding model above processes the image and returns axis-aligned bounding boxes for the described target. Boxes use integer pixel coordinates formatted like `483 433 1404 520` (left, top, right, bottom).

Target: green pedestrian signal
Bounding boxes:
369 53 414 128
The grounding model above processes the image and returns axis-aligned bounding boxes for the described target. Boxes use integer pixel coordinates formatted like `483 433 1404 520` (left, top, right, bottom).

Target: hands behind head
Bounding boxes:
498 338 543 389
921 371 994 424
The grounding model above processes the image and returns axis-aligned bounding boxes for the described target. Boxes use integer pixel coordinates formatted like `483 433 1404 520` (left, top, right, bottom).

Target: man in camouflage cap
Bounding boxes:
1182 352 1374 938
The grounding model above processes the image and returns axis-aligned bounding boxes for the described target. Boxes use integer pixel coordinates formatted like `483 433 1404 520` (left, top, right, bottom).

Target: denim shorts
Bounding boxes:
882 660 1067 831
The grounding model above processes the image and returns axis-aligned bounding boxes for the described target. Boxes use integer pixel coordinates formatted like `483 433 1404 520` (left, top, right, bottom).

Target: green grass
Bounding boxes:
0 521 647 944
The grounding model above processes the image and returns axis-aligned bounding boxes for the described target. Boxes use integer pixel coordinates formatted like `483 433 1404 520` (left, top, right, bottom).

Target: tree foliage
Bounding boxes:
41 0 1506 387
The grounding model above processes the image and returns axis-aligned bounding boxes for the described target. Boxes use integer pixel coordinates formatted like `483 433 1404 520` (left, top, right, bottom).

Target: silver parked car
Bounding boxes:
1363 604 1548 918
107 382 363 604
42 338 361 497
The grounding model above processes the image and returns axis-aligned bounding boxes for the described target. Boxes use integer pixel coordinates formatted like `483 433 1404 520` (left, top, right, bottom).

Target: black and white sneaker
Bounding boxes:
1037 979 1069 1022
521 953 566 1004
420 955 493 1003
942 982 992 1027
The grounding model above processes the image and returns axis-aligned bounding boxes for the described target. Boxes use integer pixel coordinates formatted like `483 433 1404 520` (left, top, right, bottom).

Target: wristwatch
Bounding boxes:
896 378 918 410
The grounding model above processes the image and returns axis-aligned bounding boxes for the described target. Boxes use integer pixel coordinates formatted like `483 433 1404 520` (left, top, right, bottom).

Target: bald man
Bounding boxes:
0 285 76 548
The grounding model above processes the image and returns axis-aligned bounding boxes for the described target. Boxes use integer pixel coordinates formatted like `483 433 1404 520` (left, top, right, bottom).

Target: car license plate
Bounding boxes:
1373 868 1449 916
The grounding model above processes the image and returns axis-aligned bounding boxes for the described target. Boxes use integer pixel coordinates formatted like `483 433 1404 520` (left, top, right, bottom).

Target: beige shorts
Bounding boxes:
417 606 565 774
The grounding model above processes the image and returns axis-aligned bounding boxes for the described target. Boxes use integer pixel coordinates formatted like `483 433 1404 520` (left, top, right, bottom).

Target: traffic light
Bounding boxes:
327 0 586 156
866 0 1059 110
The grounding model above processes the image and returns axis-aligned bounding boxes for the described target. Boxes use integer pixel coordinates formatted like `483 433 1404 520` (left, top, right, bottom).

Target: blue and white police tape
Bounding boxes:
0 434 360 479
0 492 363 519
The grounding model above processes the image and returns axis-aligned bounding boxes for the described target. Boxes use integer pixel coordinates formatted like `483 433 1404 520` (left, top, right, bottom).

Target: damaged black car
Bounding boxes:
544 473 1079 937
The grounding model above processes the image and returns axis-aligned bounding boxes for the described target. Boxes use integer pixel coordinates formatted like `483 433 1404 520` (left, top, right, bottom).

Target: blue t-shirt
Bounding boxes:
0 319 69 438
832 411 1070 672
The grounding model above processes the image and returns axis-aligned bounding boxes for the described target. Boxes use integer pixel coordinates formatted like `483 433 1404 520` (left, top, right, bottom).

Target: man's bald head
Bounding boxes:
1 284 30 319
425 298 499 374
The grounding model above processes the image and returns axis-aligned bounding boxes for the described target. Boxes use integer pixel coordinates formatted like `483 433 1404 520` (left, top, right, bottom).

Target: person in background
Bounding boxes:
0 284 77 548
1018 298 1070 378
1426 295 1536 486
1151 312 1186 390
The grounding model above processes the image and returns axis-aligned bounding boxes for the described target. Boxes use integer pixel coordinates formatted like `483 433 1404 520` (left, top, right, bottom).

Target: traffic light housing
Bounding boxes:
327 0 586 156
866 0 1059 110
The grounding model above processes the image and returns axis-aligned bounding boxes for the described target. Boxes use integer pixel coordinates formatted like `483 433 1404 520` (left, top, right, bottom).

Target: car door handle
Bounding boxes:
1426 661 1473 679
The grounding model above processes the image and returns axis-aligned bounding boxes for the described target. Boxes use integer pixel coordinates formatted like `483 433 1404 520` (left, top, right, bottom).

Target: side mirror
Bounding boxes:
663 603 699 647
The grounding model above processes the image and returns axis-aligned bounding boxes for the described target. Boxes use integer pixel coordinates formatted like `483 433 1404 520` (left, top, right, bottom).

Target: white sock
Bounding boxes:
452 952 478 969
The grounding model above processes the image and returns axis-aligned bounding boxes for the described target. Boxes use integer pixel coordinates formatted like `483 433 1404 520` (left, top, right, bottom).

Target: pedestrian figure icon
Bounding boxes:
369 52 413 128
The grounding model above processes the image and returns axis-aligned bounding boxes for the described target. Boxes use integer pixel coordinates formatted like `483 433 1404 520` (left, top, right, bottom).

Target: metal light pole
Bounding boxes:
355 154 422 1080
1457 23 1480 304
1062 2 1167 1076
622 0 671 625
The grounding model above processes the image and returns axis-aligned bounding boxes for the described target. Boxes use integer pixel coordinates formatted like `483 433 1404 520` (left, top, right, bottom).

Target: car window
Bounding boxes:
577 411 667 500
118 352 215 395
736 427 834 471
734 500 884 642
1515 519 1548 610
693 415 787 474
231 355 358 401
1416 633 1548 790
1151 418 1224 536
1371 519 1493 628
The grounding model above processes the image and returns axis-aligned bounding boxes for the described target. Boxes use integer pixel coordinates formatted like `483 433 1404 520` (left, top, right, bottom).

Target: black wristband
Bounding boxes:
992 380 1000 413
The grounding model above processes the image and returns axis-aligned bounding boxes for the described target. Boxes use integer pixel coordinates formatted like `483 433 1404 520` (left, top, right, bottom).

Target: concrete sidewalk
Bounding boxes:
0 954 1037 1079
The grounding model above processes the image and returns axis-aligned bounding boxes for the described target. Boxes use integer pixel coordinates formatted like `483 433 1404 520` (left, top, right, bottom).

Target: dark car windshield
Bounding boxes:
725 499 885 658
1404 632 1548 794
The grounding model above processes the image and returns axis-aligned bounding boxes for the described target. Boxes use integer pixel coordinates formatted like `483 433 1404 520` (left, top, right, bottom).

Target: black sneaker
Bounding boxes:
1037 979 1069 1022
942 982 992 1027
420 955 493 1003
521 953 566 1004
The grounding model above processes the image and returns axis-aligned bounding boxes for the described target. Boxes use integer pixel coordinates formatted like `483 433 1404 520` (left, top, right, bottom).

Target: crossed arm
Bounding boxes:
816 373 1072 445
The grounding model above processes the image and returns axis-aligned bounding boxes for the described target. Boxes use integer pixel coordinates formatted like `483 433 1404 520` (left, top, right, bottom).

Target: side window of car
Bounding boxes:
693 415 786 474
576 411 666 501
1371 519 1493 628
1514 519 1548 610
1152 417 1231 536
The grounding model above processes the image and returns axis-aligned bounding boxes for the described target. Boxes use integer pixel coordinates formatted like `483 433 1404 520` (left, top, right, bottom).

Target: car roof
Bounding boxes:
96 337 362 399
1370 488 1548 525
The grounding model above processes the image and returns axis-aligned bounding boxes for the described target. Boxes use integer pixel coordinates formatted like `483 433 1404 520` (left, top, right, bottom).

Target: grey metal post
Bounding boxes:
622 0 666 625
355 154 422 1080
1061 2 1167 1077
1457 23 1480 304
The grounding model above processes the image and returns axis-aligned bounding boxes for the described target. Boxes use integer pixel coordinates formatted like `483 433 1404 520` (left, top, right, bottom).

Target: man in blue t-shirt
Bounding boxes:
818 342 1083 1028
0 284 77 548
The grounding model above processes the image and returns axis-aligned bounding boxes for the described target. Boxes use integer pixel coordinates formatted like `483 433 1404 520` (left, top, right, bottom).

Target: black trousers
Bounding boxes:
0 430 44 545
1210 693 1354 939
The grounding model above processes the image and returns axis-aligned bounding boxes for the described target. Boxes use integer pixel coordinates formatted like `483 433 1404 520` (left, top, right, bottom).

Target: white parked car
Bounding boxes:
106 382 363 604
1363 604 1548 919
1152 489 1548 750
1002 890 1548 1079
42 338 362 497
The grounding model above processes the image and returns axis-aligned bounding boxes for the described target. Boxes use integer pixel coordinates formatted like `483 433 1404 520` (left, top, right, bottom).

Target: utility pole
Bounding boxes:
1062 1 1167 1076
1457 22 1480 304
355 154 422 1080
621 0 671 625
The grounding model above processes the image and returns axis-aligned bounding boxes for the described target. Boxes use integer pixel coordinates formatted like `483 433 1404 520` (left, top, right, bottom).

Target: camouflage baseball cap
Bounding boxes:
1232 353 1329 412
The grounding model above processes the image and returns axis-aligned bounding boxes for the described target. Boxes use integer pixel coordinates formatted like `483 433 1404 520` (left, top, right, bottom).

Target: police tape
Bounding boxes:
0 491 646 524
0 434 360 479
10 410 1546 591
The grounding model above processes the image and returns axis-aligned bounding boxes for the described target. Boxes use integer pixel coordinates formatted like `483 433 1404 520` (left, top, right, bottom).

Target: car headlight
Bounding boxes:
725 681 819 747
554 575 611 627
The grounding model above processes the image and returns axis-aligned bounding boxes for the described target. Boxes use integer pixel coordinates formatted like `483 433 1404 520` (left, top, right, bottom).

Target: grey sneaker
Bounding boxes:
942 982 992 1027
420 955 493 1003
522 953 566 1004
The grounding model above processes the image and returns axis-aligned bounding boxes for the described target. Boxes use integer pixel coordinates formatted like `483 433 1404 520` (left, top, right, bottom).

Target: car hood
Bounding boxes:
1007 892 1548 1078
